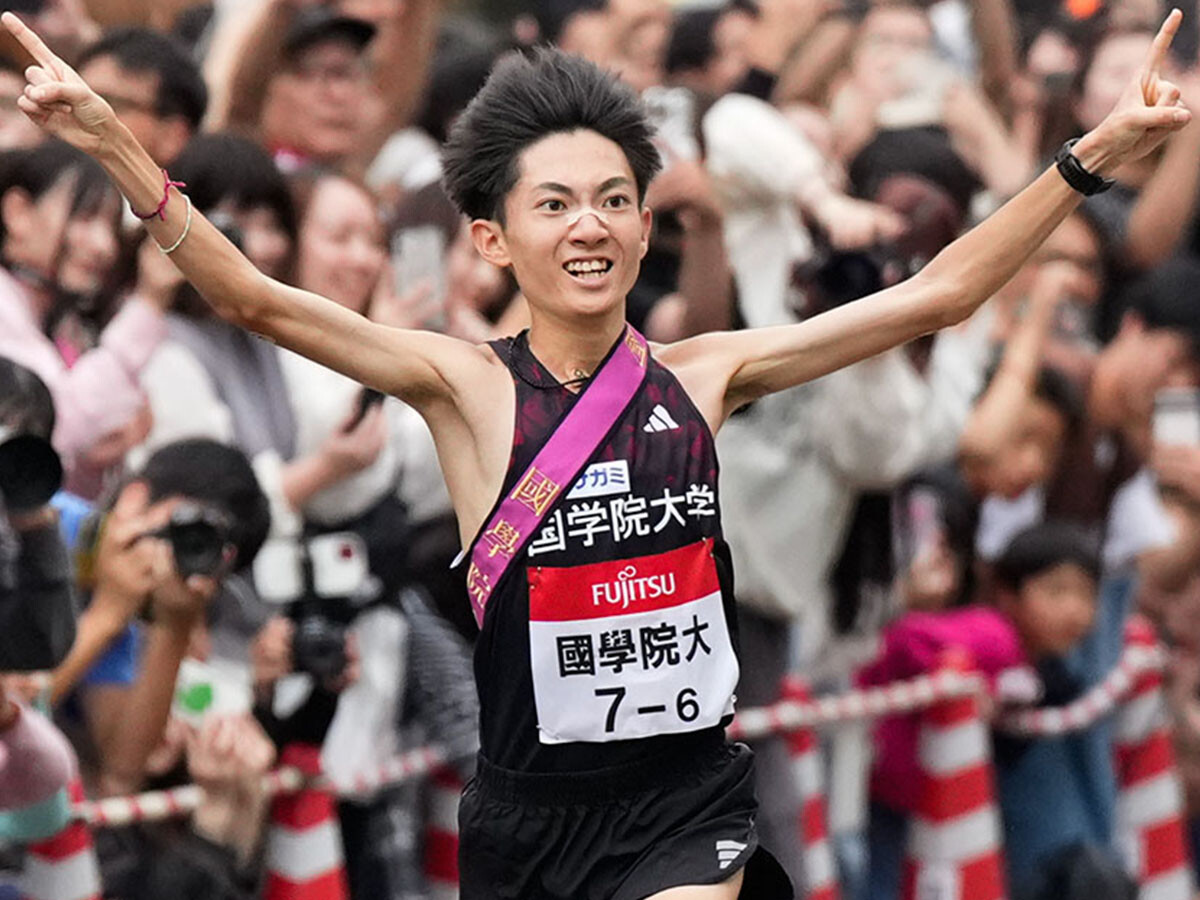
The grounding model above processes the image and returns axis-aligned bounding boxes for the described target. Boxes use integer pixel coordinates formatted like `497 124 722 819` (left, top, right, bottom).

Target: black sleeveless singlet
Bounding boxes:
471 329 741 774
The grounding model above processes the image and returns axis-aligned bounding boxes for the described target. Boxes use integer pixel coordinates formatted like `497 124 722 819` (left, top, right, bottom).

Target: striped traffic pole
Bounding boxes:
425 767 462 900
1113 617 1194 900
781 676 840 900
263 744 349 900
19 780 101 900
901 650 1005 900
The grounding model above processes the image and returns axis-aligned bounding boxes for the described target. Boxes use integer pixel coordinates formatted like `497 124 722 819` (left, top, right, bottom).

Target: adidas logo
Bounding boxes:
716 839 747 870
643 404 680 433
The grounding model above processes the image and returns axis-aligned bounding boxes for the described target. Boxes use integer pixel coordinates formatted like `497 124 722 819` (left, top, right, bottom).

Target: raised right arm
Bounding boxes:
3 12 487 411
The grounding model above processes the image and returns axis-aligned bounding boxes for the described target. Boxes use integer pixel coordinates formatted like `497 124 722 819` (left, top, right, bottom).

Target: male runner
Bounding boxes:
3 10 1190 898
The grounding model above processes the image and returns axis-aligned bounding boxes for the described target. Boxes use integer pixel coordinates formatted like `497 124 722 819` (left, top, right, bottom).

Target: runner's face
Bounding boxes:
488 130 651 321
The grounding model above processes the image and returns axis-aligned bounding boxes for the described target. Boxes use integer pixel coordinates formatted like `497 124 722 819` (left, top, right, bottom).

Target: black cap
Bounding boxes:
283 7 376 59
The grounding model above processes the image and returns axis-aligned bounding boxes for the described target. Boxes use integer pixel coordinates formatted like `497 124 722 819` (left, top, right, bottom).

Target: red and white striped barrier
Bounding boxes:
16 632 1180 900
19 781 101 900
1113 618 1194 900
729 669 982 741
901 651 1006 900
781 677 840 900
424 767 462 900
994 642 1166 737
56 647 1168 830
74 744 447 828
262 744 349 900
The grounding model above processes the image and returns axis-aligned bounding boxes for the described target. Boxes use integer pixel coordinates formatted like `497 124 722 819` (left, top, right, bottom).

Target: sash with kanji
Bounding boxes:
466 326 650 627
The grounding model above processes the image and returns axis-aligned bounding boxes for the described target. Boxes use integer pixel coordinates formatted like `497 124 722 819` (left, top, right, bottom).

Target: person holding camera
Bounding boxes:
0 354 79 849
0 356 77 675
46 438 269 799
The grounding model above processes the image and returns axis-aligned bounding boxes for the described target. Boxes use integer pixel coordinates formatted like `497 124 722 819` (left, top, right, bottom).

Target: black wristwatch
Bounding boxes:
1055 138 1115 196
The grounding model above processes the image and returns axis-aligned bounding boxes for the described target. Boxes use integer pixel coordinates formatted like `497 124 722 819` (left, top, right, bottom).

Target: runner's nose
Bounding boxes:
568 209 609 243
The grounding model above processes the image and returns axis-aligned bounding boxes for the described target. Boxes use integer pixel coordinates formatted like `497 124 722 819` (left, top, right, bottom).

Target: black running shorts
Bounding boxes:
457 737 793 899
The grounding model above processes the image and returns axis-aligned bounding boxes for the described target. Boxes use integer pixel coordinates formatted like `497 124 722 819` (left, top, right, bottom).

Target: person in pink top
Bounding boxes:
859 521 1102 900
0 140 167 497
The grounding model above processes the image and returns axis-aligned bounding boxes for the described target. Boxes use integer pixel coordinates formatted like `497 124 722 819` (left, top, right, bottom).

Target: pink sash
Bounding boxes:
467 326 650 627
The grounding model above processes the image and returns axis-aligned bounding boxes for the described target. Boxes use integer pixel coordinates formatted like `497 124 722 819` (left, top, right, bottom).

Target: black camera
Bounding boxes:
290 595 355 684
255 532 375 685
0 426 63 514
150 502 235 579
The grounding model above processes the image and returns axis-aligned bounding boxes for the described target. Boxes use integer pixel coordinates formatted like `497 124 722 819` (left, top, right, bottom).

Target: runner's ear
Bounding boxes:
470 218 511 269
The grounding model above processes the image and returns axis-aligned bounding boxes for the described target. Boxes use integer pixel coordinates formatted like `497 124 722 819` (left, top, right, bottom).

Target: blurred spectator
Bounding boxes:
110 714 276 900
0 357 77 673
278 171 408 596
0 140 156 498
76 26 208 168
217 0 442 176
133 133 298 497
55 439 269 796
859 522 1102 900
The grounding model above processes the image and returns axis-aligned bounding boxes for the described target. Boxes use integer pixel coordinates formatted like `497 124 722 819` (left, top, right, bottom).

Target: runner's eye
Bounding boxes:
603 195 631 209
539 199 567 212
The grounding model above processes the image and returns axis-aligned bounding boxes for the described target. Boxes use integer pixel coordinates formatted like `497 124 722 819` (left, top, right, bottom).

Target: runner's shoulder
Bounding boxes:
652 330 740 372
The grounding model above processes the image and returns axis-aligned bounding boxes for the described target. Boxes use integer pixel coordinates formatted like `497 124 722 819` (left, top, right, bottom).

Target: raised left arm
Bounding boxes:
688 10 1191 422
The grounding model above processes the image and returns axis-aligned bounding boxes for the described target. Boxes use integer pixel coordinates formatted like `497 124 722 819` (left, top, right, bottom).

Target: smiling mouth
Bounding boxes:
564 259 614 281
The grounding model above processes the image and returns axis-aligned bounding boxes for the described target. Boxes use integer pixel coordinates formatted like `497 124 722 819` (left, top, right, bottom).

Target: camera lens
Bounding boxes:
0 433 63 512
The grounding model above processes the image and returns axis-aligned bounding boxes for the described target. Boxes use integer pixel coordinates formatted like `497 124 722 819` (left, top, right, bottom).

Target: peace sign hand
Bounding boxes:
2 12 118 155
1090 9 1193 168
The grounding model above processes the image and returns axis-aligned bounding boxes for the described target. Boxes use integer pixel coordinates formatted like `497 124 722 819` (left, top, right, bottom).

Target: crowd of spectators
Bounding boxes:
1 0 1199 898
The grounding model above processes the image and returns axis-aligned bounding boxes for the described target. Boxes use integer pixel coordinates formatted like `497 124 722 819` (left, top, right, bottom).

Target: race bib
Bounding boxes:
528 539 739 744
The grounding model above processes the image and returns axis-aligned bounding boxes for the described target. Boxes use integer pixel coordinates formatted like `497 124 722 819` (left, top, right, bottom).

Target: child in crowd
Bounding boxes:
859 521 1101 900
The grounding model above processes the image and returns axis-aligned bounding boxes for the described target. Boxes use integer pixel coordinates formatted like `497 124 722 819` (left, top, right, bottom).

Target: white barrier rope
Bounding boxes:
76 744 449 828
727 667 982 741
992 643 1166 737
66 642 1167 828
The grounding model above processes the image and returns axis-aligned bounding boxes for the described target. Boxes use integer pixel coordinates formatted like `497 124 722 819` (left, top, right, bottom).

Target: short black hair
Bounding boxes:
849 128 981 218
0 139 116 247
665 9 722 76
139 439 270 572
981 360 1084 437
77 27 208 131
993 521 1101 594
0 355 54 439
442 47 662 221
170 132 298 241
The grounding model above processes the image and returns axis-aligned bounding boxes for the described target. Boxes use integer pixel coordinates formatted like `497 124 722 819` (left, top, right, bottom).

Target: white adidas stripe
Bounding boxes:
653 405 679 429
716 838 747 869
643 405 681 433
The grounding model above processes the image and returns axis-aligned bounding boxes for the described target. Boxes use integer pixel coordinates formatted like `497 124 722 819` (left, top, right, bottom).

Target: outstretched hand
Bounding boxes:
2 11 117 154
1093 9 1192 165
